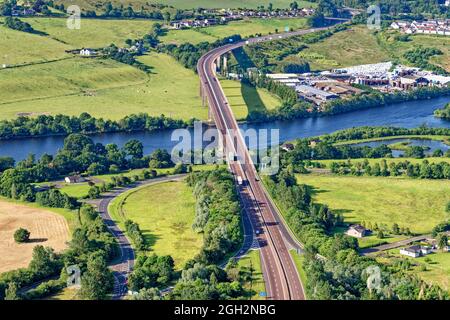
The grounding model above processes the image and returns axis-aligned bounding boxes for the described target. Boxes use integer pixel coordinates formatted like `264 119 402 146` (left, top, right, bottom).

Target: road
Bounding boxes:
95 173 255 299
96 175 186 299
197 25 346 300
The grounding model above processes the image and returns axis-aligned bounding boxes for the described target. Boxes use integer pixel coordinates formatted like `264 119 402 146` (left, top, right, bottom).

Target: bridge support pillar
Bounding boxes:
223 55 228 76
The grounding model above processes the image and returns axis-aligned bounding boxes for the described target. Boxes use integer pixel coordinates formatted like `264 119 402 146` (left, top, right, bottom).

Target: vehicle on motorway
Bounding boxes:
237 176 243 185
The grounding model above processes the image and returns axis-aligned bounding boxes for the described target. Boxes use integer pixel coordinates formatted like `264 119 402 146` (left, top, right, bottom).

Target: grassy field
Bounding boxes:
299 25 450 72
300 25 391 71
109 180 202 269
376 249 450 291
289 250 308 298
0 52 207 120
44 287 80 300
378 30 450 72
297 174 450 234
0 198 70 273
56 0 316 10
160 28 218 45
221 79 281 120
201 18 307 39
0 24 71 66
23 17 157 49
235 250 266 300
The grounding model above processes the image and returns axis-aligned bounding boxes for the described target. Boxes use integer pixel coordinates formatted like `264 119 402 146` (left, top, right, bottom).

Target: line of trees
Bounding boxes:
317 126 450 144
0 112 190 140
158 34 242 71
329 159 450 180
403 46 448 76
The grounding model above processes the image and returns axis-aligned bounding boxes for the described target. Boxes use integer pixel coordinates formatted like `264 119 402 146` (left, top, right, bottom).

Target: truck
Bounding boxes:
237 176 243 185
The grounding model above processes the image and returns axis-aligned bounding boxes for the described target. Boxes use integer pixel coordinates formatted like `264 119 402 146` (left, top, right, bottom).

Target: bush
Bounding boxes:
14 228 30 243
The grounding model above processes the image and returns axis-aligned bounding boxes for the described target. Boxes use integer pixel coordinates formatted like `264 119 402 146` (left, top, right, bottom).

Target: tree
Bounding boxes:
4 282 20 300
436 233 448 252
88 186 101 199
392 223 400 235
80 252 114 300
14 228 30 243
377 230 384 239
124 139 144 159
131 287 161 300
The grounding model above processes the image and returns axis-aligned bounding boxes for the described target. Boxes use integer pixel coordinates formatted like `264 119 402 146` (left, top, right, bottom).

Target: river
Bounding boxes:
0 96 449 161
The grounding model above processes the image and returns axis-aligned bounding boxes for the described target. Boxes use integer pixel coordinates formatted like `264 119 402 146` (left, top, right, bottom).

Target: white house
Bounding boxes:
400 245 431 258
80 48 94 56
65 175 85 184
346 225 369 238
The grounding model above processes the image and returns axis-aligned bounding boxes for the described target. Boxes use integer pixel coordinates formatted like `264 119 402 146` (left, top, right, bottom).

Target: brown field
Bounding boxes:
0 200 69 273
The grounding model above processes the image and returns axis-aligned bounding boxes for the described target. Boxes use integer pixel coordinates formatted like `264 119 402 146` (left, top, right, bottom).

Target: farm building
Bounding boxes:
400 245 432 258
65 175 85 184
345 224 369 238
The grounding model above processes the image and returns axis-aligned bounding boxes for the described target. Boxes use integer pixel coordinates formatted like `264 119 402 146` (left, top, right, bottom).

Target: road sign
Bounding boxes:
259 291 267 297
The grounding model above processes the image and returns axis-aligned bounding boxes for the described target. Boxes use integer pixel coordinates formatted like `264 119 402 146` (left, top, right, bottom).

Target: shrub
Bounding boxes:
14 228 30 243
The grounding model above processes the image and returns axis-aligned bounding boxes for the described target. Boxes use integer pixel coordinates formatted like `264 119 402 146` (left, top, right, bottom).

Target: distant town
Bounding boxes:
170 7 315 29
391 19 450 36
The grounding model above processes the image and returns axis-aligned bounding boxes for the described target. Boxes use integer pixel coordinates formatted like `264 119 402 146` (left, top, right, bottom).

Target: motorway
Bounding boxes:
197 26 341 300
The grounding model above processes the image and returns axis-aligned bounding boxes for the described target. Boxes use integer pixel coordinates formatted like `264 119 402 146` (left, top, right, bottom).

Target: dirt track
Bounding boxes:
0 200 69 273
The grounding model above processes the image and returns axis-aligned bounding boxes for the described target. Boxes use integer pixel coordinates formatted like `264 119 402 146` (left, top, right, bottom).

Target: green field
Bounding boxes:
376 249 450 291
161 28 218 45
235 250 266 300
300 25 391 71
297 174 450 234
221 79 281 120
201 18 307 39
0 52 207 120
0 24 71 66
289 250 308 298
23 17 157 48
109 180 202 269
299 25 450 72
56 0 316 10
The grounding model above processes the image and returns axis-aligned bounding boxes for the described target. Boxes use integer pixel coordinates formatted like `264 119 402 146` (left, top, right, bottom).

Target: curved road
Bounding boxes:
97 175 186 299
197 24 344 300
97 174 255 299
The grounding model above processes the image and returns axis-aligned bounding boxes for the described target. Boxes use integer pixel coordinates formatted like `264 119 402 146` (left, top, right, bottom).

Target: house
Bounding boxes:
65 175 85 184
281 143 294 152
80 48 94 56
400 245 432 258
346 224 369 238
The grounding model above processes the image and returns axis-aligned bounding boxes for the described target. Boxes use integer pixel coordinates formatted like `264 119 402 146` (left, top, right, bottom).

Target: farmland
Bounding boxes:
55 0 316 11
221 79 281 120
0 199 70 273
0 52 207 121
297 174 450 234
22 17 157 48
109 180 202 269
